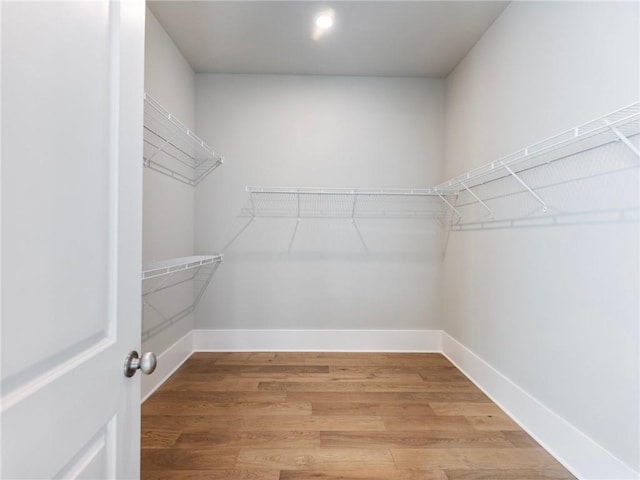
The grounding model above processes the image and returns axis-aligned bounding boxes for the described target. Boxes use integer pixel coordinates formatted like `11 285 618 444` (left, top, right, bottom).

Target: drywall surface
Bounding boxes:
443 1 639 473
142 9 196 355
195 74 445 330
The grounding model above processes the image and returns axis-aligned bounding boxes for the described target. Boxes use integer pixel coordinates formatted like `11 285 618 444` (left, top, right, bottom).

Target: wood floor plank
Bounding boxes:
142 414 387 432
142 415 244 431
278 469 448 480
161 378 262 391
312 402 435 416
501 430 541 447
286 391 491 404
141 448 238 471
142 470 280 480
174 431 321 449
391 447 562 470
238 415 387 432
466 415 521 431
327 366 442 379
417 368 472 383
185 365 331 375
141 429 182 448
443 467 575 479
142 400 312 416
258 374 428 384
235 448 395 470
319 431 513 449
214 353 451 367
145 392 286 403
383 415 475 432
259 381 479 393
429 403 506 416
187 352 274 364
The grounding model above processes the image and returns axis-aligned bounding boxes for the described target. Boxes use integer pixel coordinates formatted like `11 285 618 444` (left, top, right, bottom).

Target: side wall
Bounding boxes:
142 9 196 355
443 1 639 474
195 74 445 331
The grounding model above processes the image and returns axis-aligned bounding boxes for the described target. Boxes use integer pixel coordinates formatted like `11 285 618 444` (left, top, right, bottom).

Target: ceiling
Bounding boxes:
148 1 510 77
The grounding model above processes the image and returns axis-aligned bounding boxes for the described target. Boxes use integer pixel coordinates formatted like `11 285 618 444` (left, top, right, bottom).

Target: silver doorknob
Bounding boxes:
123 351 157 377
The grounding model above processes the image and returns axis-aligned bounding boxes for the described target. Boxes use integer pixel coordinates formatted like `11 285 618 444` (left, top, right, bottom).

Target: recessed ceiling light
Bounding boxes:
312 9 335 41
315 14 334 29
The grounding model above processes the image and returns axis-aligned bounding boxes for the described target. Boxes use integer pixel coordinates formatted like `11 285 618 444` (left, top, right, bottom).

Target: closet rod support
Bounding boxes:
352 220 369 254
460 181 493 218
502 164 548 212
250 192 256 219
435 191 463 221
147 130 180 162
351 194 358 222
288 218 300 253
605 121 640 158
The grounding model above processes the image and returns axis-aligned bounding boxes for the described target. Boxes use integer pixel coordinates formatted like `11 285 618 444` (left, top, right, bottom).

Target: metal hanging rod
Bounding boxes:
143 92 225 186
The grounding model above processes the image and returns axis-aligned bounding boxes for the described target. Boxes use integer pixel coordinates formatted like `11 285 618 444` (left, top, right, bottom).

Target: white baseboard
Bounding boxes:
193 328 442 352
441 332 639 480
141 331 193 403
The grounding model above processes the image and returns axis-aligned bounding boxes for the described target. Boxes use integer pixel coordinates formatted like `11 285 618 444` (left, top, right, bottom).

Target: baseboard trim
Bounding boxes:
441 332 639 480
193 328 442 352
141 331 193 403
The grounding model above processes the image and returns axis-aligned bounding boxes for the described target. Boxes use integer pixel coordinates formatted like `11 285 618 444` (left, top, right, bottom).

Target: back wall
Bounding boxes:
194 74 445 331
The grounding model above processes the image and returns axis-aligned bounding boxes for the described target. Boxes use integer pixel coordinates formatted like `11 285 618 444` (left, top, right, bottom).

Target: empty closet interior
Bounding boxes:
139 1 639 478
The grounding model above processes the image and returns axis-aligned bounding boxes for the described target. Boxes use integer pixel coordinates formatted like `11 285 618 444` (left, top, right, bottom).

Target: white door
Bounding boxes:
1 1 145 478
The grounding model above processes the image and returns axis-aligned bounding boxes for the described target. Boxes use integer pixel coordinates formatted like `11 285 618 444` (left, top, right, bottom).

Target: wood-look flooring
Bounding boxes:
141 352 575 480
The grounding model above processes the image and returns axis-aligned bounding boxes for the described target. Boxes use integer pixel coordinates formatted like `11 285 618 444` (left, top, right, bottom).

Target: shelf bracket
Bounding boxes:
142 304 193 341
460 181 493 218
605 120 640 158
502 164 548 212
250 192 256 219
192 262 221 308
435 191 463 222
351 193 358 222
352 220 369 254
288 218 300 253
142 260 221 341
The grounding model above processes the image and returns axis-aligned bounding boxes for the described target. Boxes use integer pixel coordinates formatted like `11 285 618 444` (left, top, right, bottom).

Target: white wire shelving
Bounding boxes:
142 255 222 280
243 102 639 225
143 93 224 186
244 186 448 220
141 255 223 340
433 102 640 221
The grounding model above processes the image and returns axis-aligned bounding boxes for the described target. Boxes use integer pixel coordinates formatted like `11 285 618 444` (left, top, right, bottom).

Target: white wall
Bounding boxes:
142 9 196 355
443 1 639 473
195 74 445 330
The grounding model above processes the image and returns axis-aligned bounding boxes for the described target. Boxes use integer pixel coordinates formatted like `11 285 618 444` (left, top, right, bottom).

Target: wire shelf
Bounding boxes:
243 103 638 227
142 255 223 280
141 255 223 341
245 187 447 220
433 102 639 195
143 93 224 186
